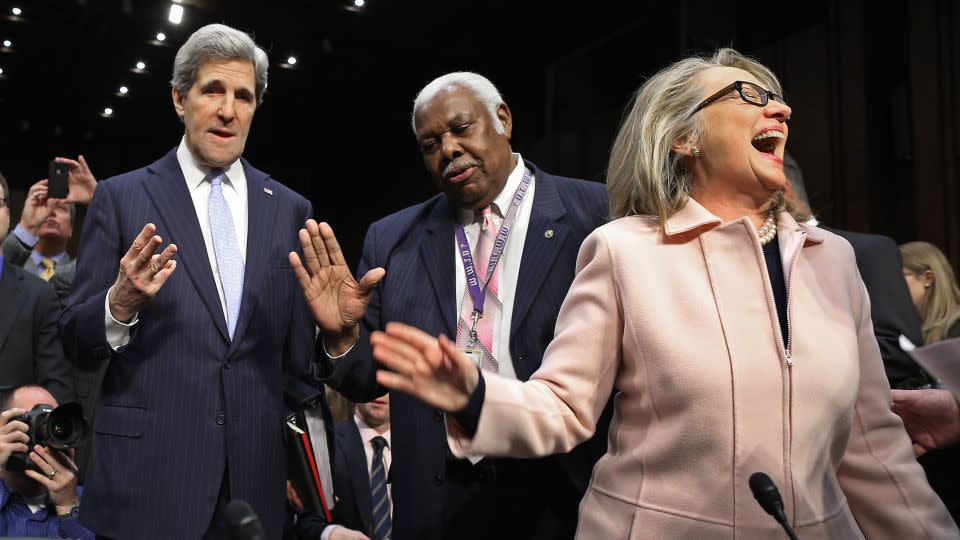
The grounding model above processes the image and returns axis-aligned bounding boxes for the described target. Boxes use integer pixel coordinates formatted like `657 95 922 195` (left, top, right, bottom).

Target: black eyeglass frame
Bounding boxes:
688 80 786 118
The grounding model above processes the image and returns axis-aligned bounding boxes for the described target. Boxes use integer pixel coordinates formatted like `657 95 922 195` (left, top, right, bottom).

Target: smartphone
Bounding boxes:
48 160 69 199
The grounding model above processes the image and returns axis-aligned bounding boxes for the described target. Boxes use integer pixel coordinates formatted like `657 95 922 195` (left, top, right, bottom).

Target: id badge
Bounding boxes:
461 347 483 367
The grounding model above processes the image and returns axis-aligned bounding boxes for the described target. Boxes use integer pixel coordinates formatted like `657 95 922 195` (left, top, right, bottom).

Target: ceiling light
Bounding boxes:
287 56 297 65
168 4 183 24
354 0 364 6
119 86 128 94
0 67 4 75
156 32 166 41
11 7 21 16
2 40 10 48
104 107 113 116
136 61 146 70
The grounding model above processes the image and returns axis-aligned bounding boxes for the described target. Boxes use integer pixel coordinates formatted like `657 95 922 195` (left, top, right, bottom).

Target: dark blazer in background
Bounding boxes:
60 148 328 539
824 227 930 388
318 162 612 540
0 261 74 404
1 233 77 277
295 419 374 539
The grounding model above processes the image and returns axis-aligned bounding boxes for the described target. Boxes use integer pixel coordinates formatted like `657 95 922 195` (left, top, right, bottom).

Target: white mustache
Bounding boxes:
443 159 481 179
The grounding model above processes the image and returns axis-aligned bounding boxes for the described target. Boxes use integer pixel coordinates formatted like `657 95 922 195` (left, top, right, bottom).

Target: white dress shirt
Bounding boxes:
453 154 533 381
105 137 249 349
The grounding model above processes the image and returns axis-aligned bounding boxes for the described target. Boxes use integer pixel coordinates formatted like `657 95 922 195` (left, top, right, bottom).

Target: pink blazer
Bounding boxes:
448 199 959 539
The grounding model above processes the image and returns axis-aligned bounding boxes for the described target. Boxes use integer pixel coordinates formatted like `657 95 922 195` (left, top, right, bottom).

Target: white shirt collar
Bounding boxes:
354 413 391 448
176 136 245 192
457 153 525 224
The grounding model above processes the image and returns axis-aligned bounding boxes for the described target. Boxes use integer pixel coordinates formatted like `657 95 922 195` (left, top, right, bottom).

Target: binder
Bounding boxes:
284 375 334 521
285 413 332 521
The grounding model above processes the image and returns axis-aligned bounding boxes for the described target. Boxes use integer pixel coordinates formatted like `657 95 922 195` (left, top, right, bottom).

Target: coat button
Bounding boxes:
223 361 231 369
216 414 226 425
434 410 443 422
433 475 442 486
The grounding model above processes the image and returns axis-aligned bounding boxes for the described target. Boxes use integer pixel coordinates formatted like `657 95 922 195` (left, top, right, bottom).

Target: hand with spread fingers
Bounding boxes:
371 322 479 412
891 388 960 456
288 219 385 355
108 223 178 323
23 445 81 516
0 408 30 470
54 155 98 205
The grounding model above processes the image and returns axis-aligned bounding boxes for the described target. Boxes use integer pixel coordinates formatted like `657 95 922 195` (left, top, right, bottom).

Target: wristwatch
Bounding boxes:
58 506 80 519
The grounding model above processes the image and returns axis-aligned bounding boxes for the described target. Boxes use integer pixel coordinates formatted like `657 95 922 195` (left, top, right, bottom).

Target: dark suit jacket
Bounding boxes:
294 419 374 539
60 148 328 539
318 162 611 540
0 261 74 404
1 233 77 277
824 226 930 387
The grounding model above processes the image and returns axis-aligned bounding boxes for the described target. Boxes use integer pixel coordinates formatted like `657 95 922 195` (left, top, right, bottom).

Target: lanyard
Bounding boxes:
454 167 532 318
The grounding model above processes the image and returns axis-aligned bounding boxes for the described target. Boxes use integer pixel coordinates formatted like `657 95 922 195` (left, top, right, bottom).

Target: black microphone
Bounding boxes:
225 499 266 540
749 472 799 540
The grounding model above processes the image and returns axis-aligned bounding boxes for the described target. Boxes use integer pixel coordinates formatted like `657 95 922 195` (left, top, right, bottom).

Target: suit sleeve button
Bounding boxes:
216 414 226 425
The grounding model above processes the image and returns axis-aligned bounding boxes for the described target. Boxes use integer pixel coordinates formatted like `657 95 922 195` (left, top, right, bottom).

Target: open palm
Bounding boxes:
289 219 385 336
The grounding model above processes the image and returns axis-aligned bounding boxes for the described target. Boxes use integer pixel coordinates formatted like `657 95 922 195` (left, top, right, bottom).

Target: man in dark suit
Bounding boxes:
60 24 330 539
0 172 74 405
294 397 391 540
783 152 931 388
289 73 611 540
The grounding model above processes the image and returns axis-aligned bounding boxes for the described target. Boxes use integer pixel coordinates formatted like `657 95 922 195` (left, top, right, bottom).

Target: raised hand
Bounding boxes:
24 446 80 516
891 388 960 456
289 219 385 354
18 180 54 236
108 223 178 323
54 155 97 205
371 322 479 412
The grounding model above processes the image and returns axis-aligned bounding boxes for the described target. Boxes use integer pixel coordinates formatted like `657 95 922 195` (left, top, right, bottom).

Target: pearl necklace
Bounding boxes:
757 210 777 246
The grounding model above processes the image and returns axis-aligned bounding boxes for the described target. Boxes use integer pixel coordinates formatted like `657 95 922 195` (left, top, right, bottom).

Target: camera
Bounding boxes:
5 402 89 473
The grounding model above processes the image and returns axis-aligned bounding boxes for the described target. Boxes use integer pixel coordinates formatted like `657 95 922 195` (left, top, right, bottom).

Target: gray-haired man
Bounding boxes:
60 23 331 539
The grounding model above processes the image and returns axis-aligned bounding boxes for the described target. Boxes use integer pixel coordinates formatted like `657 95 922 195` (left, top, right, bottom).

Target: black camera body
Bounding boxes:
5 402 89 473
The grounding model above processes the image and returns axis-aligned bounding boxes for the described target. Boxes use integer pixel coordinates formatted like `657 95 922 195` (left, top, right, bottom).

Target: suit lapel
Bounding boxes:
226 161 277 356
419 197 458 337
511 170 569 338
340 421 374 533
0 264 25 353
142 149 229 343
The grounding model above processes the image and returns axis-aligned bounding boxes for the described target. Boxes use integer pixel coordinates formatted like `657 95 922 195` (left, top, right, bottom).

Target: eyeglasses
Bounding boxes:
689 81 786 117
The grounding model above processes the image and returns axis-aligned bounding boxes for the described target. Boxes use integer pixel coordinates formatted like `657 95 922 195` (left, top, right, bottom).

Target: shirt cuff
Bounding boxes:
320 524 339 540
321 332 359 359
104 286 139 351
13 224 38 248
58 512 94 540
450 368 485 437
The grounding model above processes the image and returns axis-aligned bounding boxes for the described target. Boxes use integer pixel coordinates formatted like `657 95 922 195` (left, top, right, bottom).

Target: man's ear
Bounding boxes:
496 102 513 140
172 87 186 120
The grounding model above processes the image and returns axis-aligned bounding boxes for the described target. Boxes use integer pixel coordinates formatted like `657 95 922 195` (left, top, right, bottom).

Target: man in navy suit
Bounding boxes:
60 24 327 539
289 73 611 540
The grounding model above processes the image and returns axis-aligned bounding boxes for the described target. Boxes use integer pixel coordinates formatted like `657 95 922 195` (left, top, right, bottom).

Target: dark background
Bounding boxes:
1 0 958 270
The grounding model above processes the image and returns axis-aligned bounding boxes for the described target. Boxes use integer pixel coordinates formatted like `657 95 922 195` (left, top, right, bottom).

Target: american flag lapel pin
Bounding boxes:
264 187 274 196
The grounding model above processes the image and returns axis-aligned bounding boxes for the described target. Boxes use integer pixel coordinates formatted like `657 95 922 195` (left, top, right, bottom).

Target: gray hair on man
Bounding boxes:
607 48 797 223
171 23 270 106
411 72 505 135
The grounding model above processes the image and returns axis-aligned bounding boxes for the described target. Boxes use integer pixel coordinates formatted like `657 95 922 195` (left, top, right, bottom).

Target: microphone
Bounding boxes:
749 472 799 540
225 499 266 540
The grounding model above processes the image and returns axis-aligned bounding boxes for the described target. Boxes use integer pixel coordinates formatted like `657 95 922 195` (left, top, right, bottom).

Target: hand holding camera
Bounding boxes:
0 408 30 470
24 444 81 515
18 180 55 237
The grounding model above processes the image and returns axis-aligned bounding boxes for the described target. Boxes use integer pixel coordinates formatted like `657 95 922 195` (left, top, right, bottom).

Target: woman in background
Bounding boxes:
901 240 960 343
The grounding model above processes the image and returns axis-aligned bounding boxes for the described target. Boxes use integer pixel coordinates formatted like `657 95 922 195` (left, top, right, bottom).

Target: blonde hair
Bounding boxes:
900 241 960 343
607 48 806 223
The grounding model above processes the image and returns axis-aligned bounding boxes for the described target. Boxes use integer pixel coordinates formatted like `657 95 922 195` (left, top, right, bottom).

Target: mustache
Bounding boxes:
442 158 481 179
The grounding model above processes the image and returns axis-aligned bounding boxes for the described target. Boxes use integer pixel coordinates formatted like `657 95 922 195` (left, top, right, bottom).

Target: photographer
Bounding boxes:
0 385 92 539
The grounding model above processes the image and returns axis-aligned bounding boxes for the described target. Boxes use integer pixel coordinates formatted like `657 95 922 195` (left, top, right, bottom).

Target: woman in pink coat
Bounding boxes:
366 49 959 538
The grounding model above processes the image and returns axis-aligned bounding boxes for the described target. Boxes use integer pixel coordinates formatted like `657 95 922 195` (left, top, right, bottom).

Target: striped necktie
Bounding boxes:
455 206 502 373
370 436 392 540
208 170 244 339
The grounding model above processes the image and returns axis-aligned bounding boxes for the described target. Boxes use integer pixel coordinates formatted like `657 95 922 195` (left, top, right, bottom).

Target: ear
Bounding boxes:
496 102 513 140
923 269 935 287
172 87 186 120
672 136 694 157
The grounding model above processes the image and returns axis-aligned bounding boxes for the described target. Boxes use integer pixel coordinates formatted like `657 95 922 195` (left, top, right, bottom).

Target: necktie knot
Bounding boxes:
39 258 56 281
372 436 388 453
209 170 226 187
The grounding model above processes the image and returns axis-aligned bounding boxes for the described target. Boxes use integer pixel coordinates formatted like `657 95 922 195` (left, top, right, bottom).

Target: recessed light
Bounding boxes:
156 32 166 41
287 56 297 65
104 107 113 116
136 61 146 70
168 4 183 24
119 86 128 94
2 40 11 48
11 7 21 16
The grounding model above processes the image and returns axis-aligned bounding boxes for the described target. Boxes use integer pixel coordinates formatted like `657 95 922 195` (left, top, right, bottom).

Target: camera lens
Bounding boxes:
51 421 72 439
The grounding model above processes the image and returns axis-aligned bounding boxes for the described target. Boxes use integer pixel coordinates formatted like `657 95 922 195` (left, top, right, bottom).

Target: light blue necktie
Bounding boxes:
208 170 244 339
